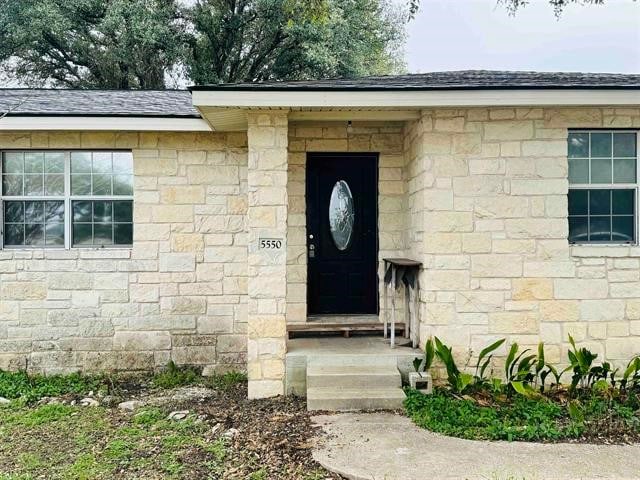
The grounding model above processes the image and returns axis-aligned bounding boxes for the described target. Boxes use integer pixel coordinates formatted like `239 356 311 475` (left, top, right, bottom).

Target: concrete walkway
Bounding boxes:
312 413 640 480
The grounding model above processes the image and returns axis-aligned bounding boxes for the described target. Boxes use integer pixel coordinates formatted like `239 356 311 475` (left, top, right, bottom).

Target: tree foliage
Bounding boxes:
0 0 185 88
0 0 405 88
186 0 404 85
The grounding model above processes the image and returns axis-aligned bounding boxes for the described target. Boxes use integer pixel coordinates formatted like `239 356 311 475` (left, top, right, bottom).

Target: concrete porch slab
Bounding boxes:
312 413 640 480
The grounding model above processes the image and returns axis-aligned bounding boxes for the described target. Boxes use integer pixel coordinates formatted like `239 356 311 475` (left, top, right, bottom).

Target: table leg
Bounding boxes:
404 283 410 340
390 267 396 349
383 265 388 339
409 283 417 349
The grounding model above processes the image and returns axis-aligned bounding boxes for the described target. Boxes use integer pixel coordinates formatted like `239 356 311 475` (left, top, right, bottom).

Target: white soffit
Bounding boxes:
0 116 212 132
192 89 640 109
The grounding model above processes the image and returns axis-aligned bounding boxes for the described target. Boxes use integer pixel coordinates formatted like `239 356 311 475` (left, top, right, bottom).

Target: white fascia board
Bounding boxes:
0 116 212 131
192 89 640 108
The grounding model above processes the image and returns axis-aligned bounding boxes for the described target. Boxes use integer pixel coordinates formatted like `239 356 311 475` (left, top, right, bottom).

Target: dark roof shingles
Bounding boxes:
192 70 640 91
0 89 200 117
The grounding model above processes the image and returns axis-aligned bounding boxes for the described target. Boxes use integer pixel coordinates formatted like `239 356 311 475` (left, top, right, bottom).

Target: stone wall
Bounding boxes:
413 107 640 368
246 112 289 398
0 131 248 374
286 122 407 323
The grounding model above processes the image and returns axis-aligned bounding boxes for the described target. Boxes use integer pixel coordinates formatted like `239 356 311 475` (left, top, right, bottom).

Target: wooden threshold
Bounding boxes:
287 322 405 339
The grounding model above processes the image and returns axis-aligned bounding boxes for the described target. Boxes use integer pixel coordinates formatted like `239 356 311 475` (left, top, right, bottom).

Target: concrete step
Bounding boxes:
307 364 401 389
307 387 406 411
306 354 401 368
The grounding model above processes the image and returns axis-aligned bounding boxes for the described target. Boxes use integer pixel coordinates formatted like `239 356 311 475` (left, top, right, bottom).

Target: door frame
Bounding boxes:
305 152 380 316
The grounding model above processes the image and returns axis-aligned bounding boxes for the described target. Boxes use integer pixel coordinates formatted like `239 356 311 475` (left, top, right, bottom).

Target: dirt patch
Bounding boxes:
0 379 343 479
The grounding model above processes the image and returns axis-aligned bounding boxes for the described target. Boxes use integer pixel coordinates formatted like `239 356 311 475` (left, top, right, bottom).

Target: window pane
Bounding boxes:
612 189 635 215
568 216 588 243
590 158 612 183
73 201 92 222
113 175 133 195
45 153 64 173
73 224 92 245
93 201 112 222
45 223 65 246
71 174 91 195
568 133 589 158
24 153 44 173
4 224 24 246
92 174 112 195
112 153 133 174
114 223 133 245
45 174 64 196
2 174 23 196
591 132 612 157
71 152 92 173
24 223 45 245
568 190 588 215
24 201 44 223
4 201 23 223
24 175 44 196
94 223 113 245
568 158 589 184
613 158 636 183
113 201 133 222
590 190 611 215
590 216 611 242
92 153 112 174
3 153 23 173
612 216 634 242
613 133 637 157
45 201 65 223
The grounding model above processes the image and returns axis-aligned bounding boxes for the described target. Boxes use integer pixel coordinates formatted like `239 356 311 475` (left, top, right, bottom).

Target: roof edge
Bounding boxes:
189 84 640 92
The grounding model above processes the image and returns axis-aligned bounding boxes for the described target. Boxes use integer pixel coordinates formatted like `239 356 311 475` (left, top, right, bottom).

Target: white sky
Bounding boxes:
405 0 640 74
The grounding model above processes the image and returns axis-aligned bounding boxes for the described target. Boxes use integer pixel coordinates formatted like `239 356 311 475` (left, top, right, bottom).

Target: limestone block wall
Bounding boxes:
286 122 407 323
415 107 640 368
246 111 289 398
0 131 248 374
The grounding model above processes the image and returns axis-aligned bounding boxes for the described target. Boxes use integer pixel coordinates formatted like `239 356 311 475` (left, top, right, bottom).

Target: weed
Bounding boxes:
152 361 201 389
209 371 247 391
0 370 103 404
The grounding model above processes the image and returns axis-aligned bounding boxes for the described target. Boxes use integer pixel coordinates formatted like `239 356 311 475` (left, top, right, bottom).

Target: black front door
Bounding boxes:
306 153 378 315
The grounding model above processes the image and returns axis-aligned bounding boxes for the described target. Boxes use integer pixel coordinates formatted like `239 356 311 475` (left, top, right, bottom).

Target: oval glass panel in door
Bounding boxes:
329 180 355 250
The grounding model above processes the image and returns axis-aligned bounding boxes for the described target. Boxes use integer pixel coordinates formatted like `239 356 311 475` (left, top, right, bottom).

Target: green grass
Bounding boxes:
0 403 223 479
404 387 640 442
0 370 103 404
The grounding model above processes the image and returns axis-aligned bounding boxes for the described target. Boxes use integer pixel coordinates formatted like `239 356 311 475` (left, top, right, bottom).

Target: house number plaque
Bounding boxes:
259 238 283 250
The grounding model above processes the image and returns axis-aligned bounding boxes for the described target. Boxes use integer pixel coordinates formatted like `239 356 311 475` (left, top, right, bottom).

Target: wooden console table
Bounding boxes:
383 258 421 348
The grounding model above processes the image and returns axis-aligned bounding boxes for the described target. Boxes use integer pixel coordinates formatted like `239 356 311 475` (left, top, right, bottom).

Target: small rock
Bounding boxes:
0 397 10 404
211 423 223 435
118 400 145 411
80 397 99 407
168 410 190 421
100 395 119 407
223 428 239 439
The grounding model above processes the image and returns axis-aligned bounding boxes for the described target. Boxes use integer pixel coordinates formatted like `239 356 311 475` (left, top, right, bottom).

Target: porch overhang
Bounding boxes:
191 88 640 131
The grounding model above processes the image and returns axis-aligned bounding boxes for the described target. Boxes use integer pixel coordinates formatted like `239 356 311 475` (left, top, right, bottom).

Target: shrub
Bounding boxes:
407 335 640 442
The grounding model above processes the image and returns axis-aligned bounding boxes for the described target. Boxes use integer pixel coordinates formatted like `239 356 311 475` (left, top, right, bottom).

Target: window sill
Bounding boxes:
571 244 640 258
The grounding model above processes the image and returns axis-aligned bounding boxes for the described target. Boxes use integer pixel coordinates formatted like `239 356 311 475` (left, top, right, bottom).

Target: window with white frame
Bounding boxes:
568 131 638 244
1 151 133 248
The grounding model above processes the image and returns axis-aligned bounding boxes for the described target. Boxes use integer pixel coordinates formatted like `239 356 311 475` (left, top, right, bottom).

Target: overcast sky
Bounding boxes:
405 0 640 74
